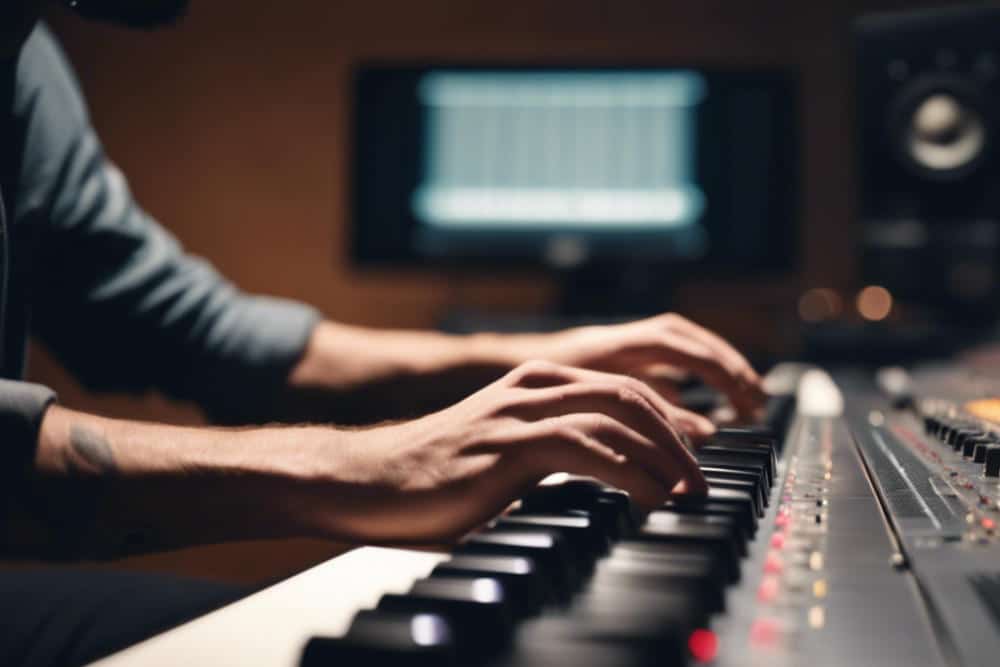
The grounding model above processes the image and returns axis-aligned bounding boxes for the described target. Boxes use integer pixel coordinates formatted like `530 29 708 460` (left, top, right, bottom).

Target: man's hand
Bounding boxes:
11 360 706 557
313 360 707 545
525 314 767 423
283 313 766 431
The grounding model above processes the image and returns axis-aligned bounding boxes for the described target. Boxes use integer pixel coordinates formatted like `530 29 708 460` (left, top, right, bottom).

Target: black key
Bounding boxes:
698 446 774 487
716 425 778 443
938 422 959 445
958 432 989 456
965 436 993 459
494 615 688 667
714 427 779 470
612 540 729 586
649 510 746 557
986 445 1000 477
763 394 796 440
704 476 764 516
571 583 711 632
456 531 574 601
673 487 759 525
431 555 545 616
592 548 725 613
637 513 741 583
301 610 456 667
497 513 609 561
679 384 722 413
946 424 976 449
973 440 994 464
378 577 513 656
699 465 765 499
949 427 979 449
697 450 770 482
521 481 637 539
661 498 756 539
496 588 704 667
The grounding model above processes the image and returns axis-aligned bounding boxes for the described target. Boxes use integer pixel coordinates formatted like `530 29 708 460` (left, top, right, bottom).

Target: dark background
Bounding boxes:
23 0 954 582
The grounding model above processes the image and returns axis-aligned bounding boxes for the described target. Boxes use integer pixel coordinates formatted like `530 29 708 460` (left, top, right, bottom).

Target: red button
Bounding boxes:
764 552 784 574
757 575 780 603
750 618 783 648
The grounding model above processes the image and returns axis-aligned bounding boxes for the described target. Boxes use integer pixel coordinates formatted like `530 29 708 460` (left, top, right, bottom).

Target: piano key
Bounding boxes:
661 498 756 539
494 591 702 667
456 531 575 601
973 440 994 464
671 486 759 525
300 610 456 667
636 515 741 583
521 481 638 539
590 550 726 613
985 445 1000 477
648 510 746 557
763 393 796 439
496 512 609 560
699 465 765 499
698 447 774 487
377 577 513 656
712 427 779 472
962 435 991 458
950 427 983 451
430 555 545 616
610 541 729 586
704 475 765 516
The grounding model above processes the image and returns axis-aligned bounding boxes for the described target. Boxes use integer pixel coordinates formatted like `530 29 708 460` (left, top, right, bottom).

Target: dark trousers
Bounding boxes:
0 568 248 667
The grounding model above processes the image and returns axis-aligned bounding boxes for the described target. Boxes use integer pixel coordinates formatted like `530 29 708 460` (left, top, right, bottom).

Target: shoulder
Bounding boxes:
16 23 87 119
13 24 97 214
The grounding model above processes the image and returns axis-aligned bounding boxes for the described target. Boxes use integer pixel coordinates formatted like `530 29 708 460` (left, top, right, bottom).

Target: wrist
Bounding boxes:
456 330 553 370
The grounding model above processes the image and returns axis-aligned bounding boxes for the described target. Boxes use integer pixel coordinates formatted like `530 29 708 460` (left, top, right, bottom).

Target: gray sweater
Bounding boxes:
0 26 321 523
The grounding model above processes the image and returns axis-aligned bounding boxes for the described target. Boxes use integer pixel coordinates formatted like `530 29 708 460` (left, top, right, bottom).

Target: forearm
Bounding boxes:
283 321 545 423
5 405 348 560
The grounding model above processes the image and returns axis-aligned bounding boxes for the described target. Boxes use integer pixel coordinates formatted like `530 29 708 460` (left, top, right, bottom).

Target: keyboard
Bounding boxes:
90 365 1000 667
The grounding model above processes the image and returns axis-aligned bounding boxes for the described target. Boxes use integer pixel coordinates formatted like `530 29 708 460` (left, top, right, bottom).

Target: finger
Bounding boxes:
661 402 716 443
505 374 705 488
541 363 710 452
636 374 683 403
520 420 677 510
510 359 710 453
634 374 717 436
658 315 767 403
565 412 700 492
626 332 762 420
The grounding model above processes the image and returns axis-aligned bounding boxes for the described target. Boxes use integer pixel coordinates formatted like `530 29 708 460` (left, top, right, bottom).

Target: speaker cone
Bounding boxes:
891 78 991 181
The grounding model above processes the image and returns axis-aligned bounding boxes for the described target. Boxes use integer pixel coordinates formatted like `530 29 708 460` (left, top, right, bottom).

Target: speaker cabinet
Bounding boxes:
856 5 1000 323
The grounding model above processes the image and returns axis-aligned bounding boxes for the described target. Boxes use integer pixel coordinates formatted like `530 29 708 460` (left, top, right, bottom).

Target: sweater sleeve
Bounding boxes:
0 379 55 537
14 26 321 424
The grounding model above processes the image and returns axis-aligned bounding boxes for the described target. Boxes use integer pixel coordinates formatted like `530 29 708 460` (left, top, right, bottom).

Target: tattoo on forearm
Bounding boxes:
68 424 117 475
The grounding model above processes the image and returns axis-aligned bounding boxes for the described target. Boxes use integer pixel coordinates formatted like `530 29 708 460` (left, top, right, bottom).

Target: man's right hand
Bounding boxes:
310 360 708 545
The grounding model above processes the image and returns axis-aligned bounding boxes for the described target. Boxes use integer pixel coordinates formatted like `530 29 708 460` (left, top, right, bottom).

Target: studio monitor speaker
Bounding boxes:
856 4 1000 323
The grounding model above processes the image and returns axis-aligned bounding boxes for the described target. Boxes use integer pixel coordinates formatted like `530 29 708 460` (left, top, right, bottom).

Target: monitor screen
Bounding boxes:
351 65 799 273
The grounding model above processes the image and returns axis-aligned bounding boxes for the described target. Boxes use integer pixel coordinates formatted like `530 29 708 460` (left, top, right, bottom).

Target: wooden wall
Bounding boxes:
24 0 949 581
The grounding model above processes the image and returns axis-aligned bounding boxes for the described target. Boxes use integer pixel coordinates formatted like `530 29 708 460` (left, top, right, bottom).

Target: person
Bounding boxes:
0 1 767 664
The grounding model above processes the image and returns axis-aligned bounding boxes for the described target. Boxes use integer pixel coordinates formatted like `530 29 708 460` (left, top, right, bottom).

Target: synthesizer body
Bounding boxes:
90 367 1000 667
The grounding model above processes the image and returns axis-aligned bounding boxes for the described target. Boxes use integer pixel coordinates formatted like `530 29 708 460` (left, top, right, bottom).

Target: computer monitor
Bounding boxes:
350 65 799 312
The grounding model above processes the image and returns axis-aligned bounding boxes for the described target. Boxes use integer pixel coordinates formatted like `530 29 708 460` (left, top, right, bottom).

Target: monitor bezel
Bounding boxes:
348 61 802 279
